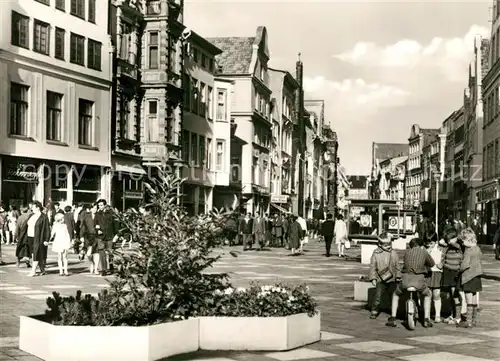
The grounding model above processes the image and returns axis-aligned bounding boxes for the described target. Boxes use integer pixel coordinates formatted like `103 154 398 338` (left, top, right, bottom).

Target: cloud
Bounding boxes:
304 77 410 110
333 25 489 82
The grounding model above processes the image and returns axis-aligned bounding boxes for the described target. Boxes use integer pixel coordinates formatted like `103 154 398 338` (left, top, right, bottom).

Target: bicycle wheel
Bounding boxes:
406 299 416 330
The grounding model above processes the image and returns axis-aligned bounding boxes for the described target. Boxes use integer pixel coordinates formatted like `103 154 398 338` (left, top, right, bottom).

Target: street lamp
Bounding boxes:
433 170 442 234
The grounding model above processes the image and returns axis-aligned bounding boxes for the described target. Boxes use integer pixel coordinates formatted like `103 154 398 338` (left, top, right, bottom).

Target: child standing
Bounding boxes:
425 232 445 323
458 228 483 328
368 232 401 319
441 227 466 325
51 211 71 276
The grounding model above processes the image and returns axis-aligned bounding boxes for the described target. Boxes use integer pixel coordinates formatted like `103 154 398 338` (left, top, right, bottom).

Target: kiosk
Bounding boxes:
347 199 417 264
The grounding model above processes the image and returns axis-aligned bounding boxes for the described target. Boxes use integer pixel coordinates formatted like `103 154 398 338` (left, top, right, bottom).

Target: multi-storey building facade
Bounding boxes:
370 142 407 200
209 27 273 215
378 156 408 201
108 0 145 211
268 68 298 212
305 100 326 218
480 0 500 240
406 126 439 211
140 0 184 169
421 131 446 212
180 31 228 215
347 176 369 200
0 0 112 207
451 107 466 219
464 36 489 217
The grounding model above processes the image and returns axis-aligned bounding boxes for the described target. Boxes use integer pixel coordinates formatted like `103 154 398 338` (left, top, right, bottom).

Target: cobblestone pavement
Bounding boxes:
0 241 499 361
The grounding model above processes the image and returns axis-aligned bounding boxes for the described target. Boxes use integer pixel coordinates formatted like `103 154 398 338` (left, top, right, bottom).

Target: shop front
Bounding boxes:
111 159 146 211
0 156 42 208
270 194 290 214
476 180 500 244
181 183 213 216
72 164 103 205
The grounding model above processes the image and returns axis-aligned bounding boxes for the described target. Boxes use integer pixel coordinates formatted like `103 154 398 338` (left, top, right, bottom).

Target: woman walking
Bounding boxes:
335 214 348 257
6 205 19 245
27 201 51 277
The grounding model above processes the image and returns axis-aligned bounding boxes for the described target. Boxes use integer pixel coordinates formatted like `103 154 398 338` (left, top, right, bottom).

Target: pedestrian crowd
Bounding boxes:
0 199 122 277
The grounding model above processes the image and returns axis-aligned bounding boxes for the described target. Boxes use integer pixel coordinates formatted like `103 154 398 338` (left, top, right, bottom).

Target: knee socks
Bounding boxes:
433 299 442 319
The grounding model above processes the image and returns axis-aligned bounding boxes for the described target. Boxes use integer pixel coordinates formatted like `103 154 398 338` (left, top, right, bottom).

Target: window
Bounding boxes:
35 0 49 5
146 0 161 14
10 83 29 137
120 97 131 139
206 138 212 170
46 91 63 141
216 140 224 170
191 133 198 165
191 79 198 114
201 53 207 68
207 86 213 119
11 11 29 49
216 89 226 121
183 73 190 110
88 0 96 23
146 100 158 142
33 19 50 55
71 0 85 19
199 136 205 166
87 39 102 70
168 36 176 70
209 58 214 72
70 33 85 65
55 28 65 60
56 0 65 11
78 99 93 146
148 32 158 69
495 139 499 176
199 82 206 117
193 47 198 62
182 130 189 161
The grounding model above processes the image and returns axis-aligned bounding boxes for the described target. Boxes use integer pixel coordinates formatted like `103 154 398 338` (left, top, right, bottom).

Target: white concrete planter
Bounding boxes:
19 315 199 361
198 312 321 351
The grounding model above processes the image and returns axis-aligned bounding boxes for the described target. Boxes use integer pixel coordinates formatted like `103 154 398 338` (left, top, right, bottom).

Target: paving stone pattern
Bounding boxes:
0 241 499 361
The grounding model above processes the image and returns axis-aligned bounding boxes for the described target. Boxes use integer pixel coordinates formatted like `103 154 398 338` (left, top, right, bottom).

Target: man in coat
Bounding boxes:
95 199 118 276
252 213 266 250
239 212 253 251
320 213 335 257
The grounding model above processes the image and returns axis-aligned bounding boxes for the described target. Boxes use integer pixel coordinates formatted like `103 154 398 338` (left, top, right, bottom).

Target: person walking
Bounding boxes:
27 201 51 277
288 215 302 255
63 205 76 250
493 226 500 260
15 206 32 267
252 213 266 250
320 213 335 257
239 212 253 251
334 214 348 257
95 199 118 276
80 203 99 274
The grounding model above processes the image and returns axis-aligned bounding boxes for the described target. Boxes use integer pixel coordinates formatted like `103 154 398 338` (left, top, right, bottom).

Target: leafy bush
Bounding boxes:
197 283 317 317
43 162 318 326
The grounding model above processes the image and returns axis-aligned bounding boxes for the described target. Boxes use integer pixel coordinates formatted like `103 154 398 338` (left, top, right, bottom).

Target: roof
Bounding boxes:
189 31 222 56
421 129 440 147
207 37 255 74
380 155 408 168
347 175 368 189
373 143 408 162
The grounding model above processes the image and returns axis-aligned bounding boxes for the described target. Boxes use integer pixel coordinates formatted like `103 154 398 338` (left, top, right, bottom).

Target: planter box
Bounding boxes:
198 312 321 351
19 316 199 361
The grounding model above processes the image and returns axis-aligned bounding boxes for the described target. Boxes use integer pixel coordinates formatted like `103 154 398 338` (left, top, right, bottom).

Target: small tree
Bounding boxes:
46 164 231 326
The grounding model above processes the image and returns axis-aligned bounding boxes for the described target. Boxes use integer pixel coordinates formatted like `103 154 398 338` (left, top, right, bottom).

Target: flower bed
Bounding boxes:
19 168 320 360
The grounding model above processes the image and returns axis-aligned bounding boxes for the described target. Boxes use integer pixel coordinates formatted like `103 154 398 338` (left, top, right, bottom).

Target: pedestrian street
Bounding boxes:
0 242 499 361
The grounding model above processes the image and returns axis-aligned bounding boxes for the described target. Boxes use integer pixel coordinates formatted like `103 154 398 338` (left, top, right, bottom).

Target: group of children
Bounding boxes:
369 226 483 328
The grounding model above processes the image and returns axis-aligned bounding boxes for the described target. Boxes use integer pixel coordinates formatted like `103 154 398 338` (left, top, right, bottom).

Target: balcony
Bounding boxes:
117 58 138 81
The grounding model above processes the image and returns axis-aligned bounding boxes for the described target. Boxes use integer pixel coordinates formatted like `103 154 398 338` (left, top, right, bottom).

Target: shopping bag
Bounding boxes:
344 239 351 249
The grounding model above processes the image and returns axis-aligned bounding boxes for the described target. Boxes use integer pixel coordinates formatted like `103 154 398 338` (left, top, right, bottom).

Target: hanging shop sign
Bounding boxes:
123 191 143 199
5 163 38 181
271 195 288 204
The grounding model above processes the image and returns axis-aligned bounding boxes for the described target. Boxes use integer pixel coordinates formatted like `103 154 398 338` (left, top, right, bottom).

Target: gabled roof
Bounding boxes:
207 37 255 74
373 143 408 162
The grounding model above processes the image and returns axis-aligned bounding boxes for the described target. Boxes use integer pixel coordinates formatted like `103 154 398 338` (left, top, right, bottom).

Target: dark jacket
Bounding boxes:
64 212 76 239
94 209 118 241
31 213 50 263
80 213 97 240
320 219 335 238
239 218 253 234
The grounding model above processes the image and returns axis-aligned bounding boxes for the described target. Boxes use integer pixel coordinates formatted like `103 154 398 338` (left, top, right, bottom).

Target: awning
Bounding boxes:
111 160 147 175
271 203 290 213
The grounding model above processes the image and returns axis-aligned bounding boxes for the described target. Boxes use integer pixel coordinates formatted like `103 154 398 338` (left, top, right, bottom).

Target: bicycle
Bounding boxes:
406 287 419 330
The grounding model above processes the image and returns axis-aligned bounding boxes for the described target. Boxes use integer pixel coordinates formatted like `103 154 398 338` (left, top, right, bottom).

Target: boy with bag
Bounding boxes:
368 232 401 319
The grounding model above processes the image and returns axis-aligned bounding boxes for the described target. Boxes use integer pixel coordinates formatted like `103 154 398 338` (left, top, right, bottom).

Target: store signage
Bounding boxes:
6 164 38 181
271 194 288 204
477 185 499 203
124 191 143 199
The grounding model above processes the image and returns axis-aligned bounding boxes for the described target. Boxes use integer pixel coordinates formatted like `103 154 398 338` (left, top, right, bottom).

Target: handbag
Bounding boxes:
378 252 393 282
344 239 351 249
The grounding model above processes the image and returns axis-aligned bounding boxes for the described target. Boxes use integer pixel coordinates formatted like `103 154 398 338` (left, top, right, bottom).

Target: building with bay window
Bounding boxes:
0 0 112 207
208 26 273 215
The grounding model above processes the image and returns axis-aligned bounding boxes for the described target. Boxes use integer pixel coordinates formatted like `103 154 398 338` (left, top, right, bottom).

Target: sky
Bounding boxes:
184 1 491 175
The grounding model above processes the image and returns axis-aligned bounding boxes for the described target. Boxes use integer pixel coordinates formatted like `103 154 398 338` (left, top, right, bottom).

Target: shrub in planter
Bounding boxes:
197 283 317 317
44 164 232 326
